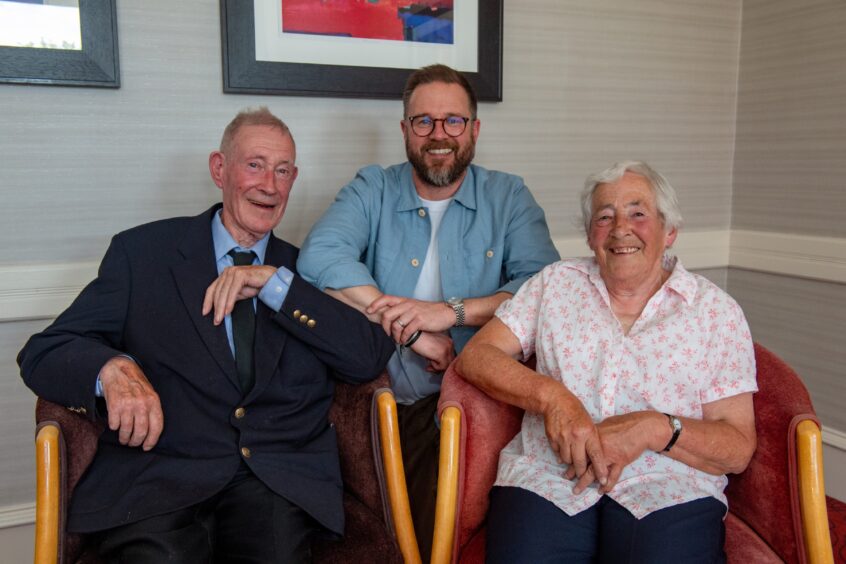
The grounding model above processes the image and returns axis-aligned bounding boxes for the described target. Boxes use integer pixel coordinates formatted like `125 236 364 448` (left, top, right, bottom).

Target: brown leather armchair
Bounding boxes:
434 344 835 564
34 373 402 564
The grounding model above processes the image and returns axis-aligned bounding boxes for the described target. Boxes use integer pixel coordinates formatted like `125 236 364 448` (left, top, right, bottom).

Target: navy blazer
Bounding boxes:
19 204 394 535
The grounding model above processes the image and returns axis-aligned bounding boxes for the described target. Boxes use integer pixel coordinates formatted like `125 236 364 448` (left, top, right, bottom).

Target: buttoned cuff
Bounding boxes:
258 266 294 312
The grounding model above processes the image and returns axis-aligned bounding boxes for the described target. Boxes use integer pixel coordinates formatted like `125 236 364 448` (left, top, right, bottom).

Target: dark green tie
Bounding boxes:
228 250 256 394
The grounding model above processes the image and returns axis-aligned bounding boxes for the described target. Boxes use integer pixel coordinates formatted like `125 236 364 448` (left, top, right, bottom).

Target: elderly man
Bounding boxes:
18 107 394 563
297 64 560 559
457 161 758 563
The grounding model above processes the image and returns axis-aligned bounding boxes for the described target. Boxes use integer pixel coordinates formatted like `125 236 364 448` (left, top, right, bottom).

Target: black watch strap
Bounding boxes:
662 413 682 452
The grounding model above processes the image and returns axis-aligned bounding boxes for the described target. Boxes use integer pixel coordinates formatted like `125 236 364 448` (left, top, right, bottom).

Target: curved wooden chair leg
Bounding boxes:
375 389 422 564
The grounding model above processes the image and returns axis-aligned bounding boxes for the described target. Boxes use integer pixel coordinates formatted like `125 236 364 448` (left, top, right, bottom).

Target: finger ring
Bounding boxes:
396 320 406 328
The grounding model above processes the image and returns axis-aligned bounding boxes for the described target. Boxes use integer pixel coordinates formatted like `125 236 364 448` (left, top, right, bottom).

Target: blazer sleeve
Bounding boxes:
271 275 394 384
18 235 132 419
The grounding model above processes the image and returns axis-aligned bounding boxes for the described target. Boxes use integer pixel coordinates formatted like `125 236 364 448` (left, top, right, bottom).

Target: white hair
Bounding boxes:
580 160 683 235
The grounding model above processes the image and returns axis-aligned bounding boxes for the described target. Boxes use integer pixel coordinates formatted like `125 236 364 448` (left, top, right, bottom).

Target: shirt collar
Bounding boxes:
211 210 270 264
396 162 478 212
661 255 698 305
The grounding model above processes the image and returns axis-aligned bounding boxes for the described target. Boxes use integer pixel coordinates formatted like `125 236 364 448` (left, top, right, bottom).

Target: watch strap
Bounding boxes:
448 299 465 327
662 413 682 452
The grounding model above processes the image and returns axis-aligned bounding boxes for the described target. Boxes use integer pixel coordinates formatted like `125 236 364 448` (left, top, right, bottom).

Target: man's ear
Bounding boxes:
472 118 481 140
209 151 225 189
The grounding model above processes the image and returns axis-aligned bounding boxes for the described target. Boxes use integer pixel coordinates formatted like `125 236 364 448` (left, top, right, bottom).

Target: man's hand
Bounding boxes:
541 388 609 493
409 332 455 372
564 411 658 494
367 294 454 343
203 265 277 325
99 356 163 451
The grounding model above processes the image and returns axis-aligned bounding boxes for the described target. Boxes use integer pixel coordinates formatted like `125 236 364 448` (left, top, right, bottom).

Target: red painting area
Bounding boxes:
282 0 453 42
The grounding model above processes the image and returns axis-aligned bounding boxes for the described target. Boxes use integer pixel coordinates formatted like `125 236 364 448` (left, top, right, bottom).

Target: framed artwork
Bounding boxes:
220 0 502 101
0 0 119 88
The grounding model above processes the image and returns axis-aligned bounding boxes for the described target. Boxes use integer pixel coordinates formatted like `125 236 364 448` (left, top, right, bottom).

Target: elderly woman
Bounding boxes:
456 161 757 563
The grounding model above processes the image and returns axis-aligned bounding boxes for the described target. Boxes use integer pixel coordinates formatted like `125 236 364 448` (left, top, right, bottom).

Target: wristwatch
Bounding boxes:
446 296 465 327
662 414 683 452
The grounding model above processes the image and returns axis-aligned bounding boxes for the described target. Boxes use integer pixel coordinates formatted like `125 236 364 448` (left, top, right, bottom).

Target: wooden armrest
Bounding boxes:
376 390 422 564
796 419 834 564
431 406 461 564
35 422 62 564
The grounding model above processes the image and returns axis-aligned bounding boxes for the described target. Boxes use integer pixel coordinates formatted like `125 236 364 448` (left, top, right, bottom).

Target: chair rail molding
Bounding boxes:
0 261 98 322
554 229 731 269
0 502 34 529
3 230 846 322
730 230 846 283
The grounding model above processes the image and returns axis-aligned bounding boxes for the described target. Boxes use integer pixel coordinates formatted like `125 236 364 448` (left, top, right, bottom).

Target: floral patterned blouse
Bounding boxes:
494 256 757 518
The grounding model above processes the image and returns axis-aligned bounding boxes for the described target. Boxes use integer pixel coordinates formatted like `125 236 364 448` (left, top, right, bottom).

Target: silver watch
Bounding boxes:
446 296 465 327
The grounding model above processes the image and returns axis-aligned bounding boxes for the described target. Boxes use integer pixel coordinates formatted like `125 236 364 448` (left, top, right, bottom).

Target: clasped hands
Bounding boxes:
544 390 655 495
366 294 456 372
100 265 277 450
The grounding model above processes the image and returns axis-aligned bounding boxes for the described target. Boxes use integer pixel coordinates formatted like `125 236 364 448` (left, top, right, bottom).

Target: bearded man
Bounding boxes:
297 64 559 561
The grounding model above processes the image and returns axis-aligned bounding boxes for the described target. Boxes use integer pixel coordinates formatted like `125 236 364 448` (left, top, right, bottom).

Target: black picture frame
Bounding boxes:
220 0 502 101
0 0 119 88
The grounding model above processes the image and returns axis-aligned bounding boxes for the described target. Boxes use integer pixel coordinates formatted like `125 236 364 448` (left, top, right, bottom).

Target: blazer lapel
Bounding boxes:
171 206 240 393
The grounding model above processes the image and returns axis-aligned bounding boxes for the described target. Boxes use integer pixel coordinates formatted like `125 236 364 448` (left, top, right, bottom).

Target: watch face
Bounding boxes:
447 297 462 306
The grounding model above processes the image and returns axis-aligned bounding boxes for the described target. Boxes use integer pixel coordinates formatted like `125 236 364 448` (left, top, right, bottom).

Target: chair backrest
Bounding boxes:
724 343 819 564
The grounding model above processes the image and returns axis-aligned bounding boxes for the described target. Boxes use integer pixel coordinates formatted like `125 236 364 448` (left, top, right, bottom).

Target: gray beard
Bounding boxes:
407 138 476 188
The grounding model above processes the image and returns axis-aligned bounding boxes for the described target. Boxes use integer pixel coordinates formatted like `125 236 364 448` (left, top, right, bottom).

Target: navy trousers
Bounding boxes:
96 466 323 564
486 486 726 564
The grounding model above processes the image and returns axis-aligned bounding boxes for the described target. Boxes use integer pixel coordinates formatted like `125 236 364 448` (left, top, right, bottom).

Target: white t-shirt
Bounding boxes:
389 196 453 404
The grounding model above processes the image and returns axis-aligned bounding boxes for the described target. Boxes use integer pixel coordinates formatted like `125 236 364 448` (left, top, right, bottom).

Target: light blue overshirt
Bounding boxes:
298 162 559 403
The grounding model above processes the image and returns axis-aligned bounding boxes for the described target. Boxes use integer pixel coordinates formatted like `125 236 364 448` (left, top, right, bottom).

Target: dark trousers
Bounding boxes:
486 486 726 564
397 393 441 564
96 466 322 564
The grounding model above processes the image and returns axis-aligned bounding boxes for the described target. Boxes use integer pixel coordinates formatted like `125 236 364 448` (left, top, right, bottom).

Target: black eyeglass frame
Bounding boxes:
406 115 474 138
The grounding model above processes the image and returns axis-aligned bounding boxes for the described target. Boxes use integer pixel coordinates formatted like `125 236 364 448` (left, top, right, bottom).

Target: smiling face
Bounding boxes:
588 171 677 289
209 124 298 247
402 81 480 198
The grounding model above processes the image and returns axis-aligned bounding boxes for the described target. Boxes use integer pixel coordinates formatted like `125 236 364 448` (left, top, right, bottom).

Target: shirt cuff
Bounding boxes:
95 354 137 397
258 266 294 312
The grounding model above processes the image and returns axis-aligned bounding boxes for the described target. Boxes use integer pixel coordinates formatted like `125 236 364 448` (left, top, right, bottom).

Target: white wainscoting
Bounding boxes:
731 230 846 284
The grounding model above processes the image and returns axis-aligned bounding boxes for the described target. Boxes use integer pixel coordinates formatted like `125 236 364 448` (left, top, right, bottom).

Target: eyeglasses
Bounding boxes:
407 114 472 137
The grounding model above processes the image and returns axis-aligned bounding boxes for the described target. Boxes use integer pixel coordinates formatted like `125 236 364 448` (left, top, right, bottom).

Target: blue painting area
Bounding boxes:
398 9 454 44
